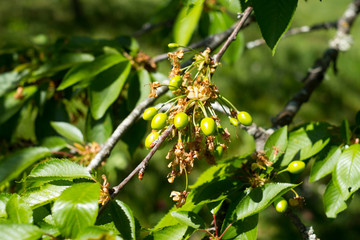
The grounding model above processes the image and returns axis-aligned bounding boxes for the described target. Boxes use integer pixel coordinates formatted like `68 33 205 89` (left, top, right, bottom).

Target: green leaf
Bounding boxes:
6 194 33 224
0 193 11 218
26 159 92 182
0 72 22 97
85 109 113 144
77 226 121 240
309 146 341 182
340 119 351 145
170 211 205 229
252 0 298 54
221 214 258 240
218 0 241 14
89 61 131 120
323 179 347 218
0 85 38 124
22 181 72 209
0 224 43 240
52 182 100 238
193 178 241 205
333 144 360 200
50 121 84 143
173 0 205 46
208 200 225 215
0 147 51 186
111 200 137 240
33 53 95 78
57 53 127 90
231 182 296 221
40 136 68 151
152 225 188 240
281 122 330 167
264 126 288 163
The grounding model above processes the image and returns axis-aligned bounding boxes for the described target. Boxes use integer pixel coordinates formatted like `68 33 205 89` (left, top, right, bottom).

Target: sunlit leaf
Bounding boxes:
0 224 43 240
173 0 205 46
6 194 33 224
309 146 341 182
50 121 84 143
333 144 360 200
264 126 288 163
26 159 92 182
52 182 100 238
323 179 347 218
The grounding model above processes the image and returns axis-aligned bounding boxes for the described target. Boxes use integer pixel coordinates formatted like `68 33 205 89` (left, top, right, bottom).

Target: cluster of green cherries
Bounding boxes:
273 160 306 213
142 82 253 150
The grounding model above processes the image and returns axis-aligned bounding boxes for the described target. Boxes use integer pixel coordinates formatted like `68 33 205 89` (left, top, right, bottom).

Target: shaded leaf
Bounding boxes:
0 224 43 240
340 119 351 145
253 0 298 54
231 183 296 221
33 53 94 78
57 53 127 90
6 194 33 224
281 122 330 167
77 226 121 240
89 61 131 120
323 179 347 218
52 182 100 238
222 214 258 240
173 0 205 46
26 159 92 182
309 146 341 182
40 136 68 151
333 144 360 200
22 181 72 209
0 147 51 186
0 72 22 97
264 126 288 163
85 109 113 144
0 85 38 124
50 121 84 143
171 211 205 229
111 200 137 240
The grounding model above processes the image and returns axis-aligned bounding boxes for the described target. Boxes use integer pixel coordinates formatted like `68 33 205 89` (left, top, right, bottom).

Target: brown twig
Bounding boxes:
285 208 319 240
212 6 253 64
272 0 360 128
98 124 175 216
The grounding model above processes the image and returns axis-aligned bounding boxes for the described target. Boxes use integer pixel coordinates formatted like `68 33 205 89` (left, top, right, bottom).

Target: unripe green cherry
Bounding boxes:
274 197 288 213
174 112 188 129
142 107 157 121
229 117 239 126
145 131 160 149
215 145 223 158
237 111 253 126
200 117 216 136
169 76 182 91
151 113 167 130
287 161 305 174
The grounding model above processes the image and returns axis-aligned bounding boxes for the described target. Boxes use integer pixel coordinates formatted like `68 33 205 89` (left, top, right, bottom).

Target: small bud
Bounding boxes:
168 43 180 48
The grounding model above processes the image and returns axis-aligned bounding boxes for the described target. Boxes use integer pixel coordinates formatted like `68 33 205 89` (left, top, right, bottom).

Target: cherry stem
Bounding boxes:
213 214 219 238
97 124 175 217
291 188 300 198
218 95 238 113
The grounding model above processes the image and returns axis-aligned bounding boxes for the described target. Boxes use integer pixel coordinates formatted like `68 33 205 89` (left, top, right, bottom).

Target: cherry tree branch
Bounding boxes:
246 20 337 50
86 86 168 171
272 0 360 128
98 124 175 215
213 6 253 64
285 209 319 240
